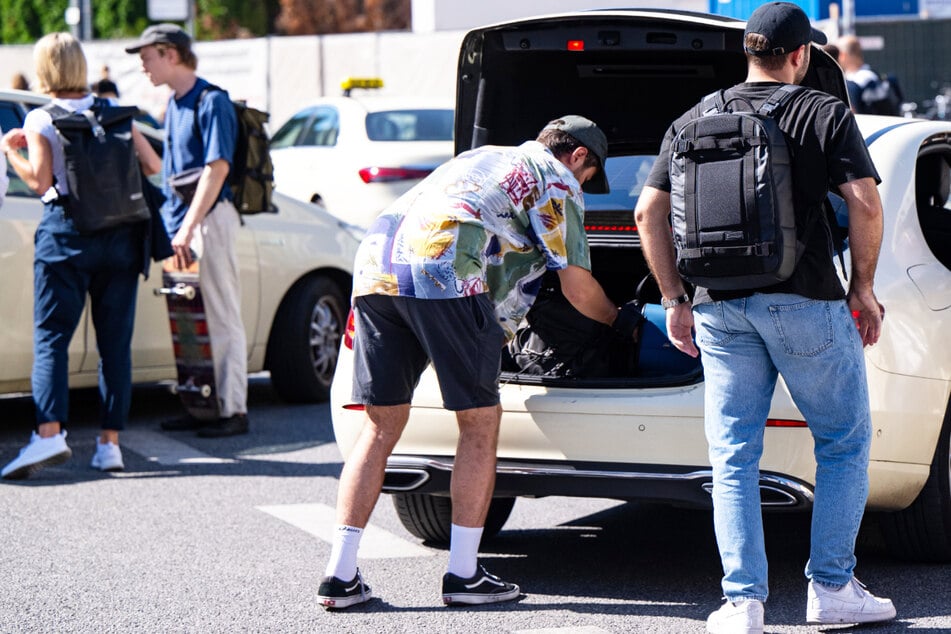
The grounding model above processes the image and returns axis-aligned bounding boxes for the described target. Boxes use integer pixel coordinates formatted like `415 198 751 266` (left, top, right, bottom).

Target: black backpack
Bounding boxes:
43 99 150 234
669 84 805 290
194 85 275 214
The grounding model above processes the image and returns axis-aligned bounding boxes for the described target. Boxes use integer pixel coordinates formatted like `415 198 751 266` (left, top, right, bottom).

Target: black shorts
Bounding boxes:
351 294 506 411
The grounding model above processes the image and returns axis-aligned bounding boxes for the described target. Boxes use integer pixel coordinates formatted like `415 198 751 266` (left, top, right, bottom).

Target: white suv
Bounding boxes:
330 10 951 562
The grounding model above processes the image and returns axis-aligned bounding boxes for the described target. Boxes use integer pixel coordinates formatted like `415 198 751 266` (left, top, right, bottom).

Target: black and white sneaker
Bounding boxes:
317 570 372 609
442 564 520 606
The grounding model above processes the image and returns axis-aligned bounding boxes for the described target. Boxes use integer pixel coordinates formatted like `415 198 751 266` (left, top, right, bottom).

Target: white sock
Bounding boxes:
324 525 363 581
447 524 483 579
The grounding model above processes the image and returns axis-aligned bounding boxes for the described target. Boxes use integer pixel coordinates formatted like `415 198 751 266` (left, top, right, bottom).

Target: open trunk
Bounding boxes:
457 9 849 389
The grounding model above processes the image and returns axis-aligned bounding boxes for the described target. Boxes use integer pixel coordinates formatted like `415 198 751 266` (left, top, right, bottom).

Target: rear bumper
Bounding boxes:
382 455 816 510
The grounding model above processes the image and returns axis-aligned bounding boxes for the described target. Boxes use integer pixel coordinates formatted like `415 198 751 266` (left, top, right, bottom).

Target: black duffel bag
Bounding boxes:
502 275 643 379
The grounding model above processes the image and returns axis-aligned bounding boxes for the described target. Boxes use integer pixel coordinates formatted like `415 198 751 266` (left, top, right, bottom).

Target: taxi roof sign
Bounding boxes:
341 77 384 96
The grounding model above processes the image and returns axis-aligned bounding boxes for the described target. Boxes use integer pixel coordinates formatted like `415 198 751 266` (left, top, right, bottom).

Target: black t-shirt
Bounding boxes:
645 81 881 304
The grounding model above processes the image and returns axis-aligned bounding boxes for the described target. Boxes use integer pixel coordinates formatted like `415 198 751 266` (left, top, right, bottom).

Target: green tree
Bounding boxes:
93 0 149 40
0 0 68 44
196 0 277 39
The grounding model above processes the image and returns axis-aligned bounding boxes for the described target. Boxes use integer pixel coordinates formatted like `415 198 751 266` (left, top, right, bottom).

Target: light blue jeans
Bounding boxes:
693 293 871 602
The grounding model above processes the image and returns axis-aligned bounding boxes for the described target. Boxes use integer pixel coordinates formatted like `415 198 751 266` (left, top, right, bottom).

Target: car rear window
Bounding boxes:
365 109 454 142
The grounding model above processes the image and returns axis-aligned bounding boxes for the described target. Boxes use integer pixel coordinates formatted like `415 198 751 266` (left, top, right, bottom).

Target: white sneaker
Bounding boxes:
706 599 764 634
90 438 124 472
807 577 896 624
1 431 72 480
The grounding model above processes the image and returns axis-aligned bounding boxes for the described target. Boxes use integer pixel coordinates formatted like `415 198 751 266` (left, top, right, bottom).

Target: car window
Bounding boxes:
583 155 657 212
271 106 339 149
297 107 339 147
0 101 23 135
916 151 951 269
0 100 38 198
365 109 453 142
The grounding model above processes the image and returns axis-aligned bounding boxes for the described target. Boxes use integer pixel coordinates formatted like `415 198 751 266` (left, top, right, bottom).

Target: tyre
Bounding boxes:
267 275 346 403
392 493 516 545
879 400 951 562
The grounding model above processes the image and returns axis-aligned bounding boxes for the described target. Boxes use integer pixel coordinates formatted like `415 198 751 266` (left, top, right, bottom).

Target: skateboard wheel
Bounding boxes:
200 385 212 398
183 286 197 300
169 384 179 395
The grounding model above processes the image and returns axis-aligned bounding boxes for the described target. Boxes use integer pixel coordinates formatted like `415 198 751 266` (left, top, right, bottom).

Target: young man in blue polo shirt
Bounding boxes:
128 24 249 437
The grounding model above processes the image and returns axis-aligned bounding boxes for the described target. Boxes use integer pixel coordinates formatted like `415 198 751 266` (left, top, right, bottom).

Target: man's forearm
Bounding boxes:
634 187 688 300
840 177 884 292
182 159 230 230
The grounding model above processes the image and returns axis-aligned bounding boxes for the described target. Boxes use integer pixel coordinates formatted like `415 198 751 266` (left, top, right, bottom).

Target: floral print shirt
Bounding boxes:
352 141 591 339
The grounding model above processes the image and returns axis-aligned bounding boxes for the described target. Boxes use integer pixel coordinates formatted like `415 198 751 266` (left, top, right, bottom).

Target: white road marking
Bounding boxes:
257 502 435 559
119 429 236 465
512 625 611 634
238 443 332 464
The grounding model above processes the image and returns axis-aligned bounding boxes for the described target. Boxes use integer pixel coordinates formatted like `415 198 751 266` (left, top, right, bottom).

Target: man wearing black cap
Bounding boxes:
635 3 894 632
318 115 638 609
127 24 249 437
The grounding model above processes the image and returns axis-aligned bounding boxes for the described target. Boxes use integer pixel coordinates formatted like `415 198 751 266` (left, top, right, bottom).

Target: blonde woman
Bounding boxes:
1 33 152 480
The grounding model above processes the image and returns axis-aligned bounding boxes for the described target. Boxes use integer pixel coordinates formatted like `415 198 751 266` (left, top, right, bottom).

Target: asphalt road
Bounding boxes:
1 378 949 633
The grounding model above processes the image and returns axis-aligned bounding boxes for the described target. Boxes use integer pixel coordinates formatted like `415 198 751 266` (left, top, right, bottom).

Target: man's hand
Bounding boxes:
848 289 884 347
666 302 699 358
612 300 644 341
171 224 196 270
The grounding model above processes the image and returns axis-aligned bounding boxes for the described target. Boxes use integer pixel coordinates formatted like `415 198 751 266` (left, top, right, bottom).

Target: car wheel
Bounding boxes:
879 399 951 562
392 493 516 545
267 275 346 403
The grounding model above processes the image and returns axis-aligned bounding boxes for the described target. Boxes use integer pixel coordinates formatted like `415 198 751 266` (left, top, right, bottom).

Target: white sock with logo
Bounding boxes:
447 523 483 579
324 524 363 581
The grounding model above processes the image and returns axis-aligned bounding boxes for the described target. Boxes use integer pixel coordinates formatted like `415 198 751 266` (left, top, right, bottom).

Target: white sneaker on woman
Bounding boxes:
90 437 124 472
1 431 72 480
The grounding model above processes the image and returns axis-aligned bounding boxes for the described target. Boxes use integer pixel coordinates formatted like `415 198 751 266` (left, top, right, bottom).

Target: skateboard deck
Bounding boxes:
154 258 221 421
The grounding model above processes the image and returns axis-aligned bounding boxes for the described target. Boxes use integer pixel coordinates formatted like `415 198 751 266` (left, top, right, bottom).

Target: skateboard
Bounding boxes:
153 258 221 421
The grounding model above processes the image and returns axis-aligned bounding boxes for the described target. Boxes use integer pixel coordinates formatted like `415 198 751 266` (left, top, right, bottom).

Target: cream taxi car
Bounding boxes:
269 78 454 230
0 88 358 404
330 10 951 562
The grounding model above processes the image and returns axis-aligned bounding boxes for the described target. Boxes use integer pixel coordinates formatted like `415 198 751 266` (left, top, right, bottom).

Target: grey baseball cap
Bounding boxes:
125 23 192 54
543 115 610 194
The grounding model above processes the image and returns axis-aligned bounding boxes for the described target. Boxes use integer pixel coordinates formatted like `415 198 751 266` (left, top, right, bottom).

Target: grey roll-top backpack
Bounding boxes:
669 83 805 290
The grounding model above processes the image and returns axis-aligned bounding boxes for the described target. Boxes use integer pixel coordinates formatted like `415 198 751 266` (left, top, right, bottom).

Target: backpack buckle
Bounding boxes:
674 139 692 154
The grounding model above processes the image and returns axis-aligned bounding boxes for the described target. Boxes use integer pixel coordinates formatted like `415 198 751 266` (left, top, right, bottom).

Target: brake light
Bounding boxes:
358 167 433 183
343 404 366 411
343 308 356 350
585 224 638 232
766 419 808 428
567 40 585 51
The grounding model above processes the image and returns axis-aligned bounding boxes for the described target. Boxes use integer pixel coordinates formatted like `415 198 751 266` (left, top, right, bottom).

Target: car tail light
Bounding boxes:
343 308 356 350
567 40 585 51
358 167 433 183
766 419 808 428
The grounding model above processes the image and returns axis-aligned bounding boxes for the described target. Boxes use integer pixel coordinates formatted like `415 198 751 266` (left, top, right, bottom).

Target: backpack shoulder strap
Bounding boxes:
757 84 805 116
191 84 228 137
699 90 724 116
41 102 70 119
